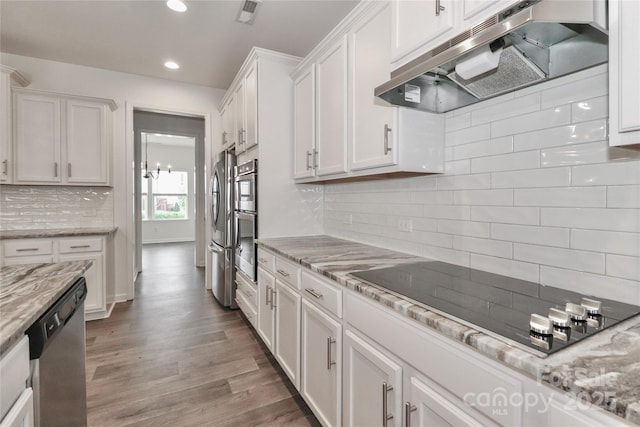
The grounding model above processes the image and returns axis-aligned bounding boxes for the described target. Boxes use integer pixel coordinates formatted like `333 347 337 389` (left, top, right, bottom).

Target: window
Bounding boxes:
141 171 188 220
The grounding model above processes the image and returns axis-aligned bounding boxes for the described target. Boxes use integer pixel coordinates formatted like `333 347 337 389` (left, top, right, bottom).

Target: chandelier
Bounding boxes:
143 134 171 179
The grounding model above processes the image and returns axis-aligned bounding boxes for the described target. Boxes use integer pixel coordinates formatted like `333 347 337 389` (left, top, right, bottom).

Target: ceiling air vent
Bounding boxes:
237 0 261 24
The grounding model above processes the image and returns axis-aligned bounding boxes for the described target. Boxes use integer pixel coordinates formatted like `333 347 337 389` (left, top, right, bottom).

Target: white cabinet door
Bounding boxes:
391 0 455 63
0 70 11 183
609 0 640 146
66 99 109 184
14 92 62 183
234 82 246 153
0 387 34 427
293 66 316 179
350 3 397 171
257 267 275 351
59 252 105 316
462 0 513 21
316 37 348 177
343 329 403 427
408 375 486 427
301 299 341 427
220 101 232 148
227 95 237 148
243 61 259 151
274 280 301 389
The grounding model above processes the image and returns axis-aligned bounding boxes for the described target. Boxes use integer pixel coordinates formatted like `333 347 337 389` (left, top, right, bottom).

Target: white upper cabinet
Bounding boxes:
243 61 259 152
609 0 640 146
234 80 246 154
391 0 455 64
220 101 232 148
315 37 349 177
13 88 115 186
0 66 29 184
349 3 396 171
462 0 511 22
293 66 316 179
66 99 110 184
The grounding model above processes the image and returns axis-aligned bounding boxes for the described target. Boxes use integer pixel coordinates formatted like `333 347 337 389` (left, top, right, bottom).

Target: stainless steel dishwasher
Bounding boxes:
26 277 87 427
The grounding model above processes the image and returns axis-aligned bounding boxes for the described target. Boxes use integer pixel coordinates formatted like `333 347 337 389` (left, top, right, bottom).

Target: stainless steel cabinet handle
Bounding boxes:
2 159 7 176
276 269 290 277
435 0 445 15
313 149 319 169
222 131 227 144
405 402 416 427
271 289 277 309
70 245 91 249
68 163 72 178
327 337 336 370
16 248 39 252
242 129 247 144
54 162 58 177
306 151 312 170
238 130 243 147
258 257 268 264
304 288 323 299
265 285 271 306
384 124 392 155
383 382 394 427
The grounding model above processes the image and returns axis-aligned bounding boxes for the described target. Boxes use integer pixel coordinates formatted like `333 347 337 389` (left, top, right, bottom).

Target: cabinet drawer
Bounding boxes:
274 257 300 290
0 336 29 421
236 272 257 309
257 248 275 273
3 239 53 257
301 270 342 318
59 237 102 253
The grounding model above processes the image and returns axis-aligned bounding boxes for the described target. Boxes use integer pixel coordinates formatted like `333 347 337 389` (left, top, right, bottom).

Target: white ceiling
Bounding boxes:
0 0 358 90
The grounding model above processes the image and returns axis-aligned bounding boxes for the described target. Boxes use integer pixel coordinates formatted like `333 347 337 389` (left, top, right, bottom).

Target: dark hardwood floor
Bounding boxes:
86 242 318 427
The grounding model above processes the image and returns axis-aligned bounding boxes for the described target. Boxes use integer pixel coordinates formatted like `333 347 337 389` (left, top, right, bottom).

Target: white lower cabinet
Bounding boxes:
0 336 33 427
257 267 276 351
343 329 402 427
301 299 342 427
0 388 33 427
274 280 301 388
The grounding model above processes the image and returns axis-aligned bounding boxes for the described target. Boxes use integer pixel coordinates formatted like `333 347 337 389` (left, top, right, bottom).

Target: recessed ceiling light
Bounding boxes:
166 0 187 13
164 61 180 70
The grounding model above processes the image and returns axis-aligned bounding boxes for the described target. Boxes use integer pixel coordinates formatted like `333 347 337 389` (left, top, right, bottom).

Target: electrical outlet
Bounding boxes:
343 214 353 225
398 219 412 232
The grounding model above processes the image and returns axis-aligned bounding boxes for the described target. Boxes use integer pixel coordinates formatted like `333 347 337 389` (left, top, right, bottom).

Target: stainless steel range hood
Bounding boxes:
375 0 608 114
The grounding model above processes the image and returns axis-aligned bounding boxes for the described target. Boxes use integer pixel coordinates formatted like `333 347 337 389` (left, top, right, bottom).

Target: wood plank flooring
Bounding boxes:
86 242 318 427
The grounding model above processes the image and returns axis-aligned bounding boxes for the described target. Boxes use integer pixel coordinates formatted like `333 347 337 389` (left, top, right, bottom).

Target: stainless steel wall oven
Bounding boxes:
234 159 257 281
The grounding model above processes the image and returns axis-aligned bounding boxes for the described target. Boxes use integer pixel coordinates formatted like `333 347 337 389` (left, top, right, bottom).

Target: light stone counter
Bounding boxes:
0 226 117 240
258 235 640 424
0 261 93 356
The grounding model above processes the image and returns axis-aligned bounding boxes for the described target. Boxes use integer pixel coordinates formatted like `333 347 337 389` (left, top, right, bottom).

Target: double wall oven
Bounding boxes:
234 160 257 281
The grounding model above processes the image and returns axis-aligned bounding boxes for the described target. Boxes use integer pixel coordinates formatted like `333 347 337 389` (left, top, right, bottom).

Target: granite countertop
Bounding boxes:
0 261 93 356
0 226 118 240
258 235 640 424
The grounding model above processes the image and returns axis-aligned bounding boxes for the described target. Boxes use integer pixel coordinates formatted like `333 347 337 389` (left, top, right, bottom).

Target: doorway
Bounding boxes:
133 110 206 277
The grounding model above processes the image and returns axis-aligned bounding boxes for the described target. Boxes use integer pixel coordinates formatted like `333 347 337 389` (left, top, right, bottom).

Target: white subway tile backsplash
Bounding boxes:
491 105 571 138
471 150 540 173
491 224 570 248
453 236 512 258
571 229 640 257
607 185 640 208
453 189 513 206
540 266 640 306
513 120 607 151
323 66 640 304
540 73 608 109
514 243 605 274
437 219 490 238
514 187 606 207
470 254 539 282
437 173 491 190
446 124 491 146
572 160 640 186
541 208 640 232
471 93 540 126
471 206 539 225
492 167 571 189
571 96 608 123
606 254 640 281
451 136 513 160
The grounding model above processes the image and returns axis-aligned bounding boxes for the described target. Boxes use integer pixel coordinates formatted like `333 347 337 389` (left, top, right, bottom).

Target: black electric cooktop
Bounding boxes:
350 261 640 357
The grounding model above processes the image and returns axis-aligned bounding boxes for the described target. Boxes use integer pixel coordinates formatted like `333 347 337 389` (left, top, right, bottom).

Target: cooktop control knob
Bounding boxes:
530 313 553 335
548 308 570 328
581 297 602 315
566 303 587 321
